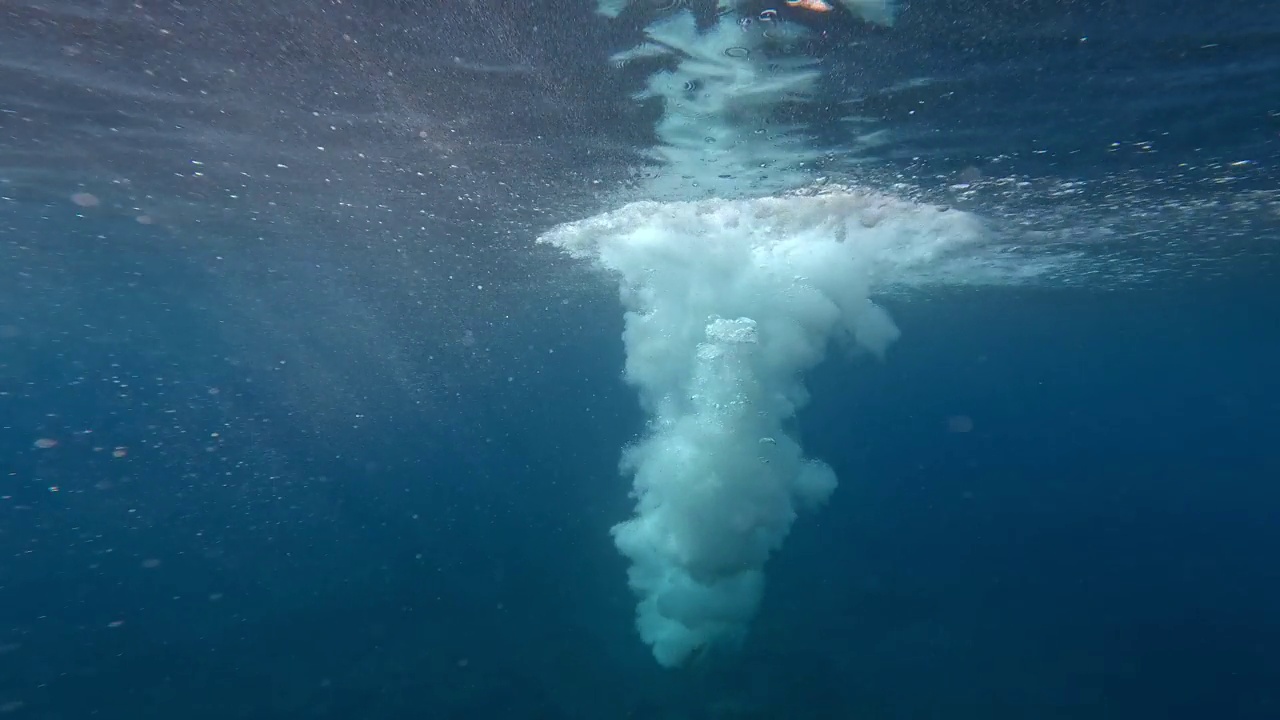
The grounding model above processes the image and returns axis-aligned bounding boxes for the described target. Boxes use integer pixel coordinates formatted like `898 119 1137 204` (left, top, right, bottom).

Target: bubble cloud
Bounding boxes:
541 190 983 666
542 1 1001 667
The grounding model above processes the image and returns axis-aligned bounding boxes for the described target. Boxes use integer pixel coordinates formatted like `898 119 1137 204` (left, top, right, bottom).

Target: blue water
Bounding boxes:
3 0 1279 718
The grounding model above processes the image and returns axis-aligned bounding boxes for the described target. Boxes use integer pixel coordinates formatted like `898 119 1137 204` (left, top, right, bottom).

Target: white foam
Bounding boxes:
556 0 1042 670
539 186 989 667
613 11 824 201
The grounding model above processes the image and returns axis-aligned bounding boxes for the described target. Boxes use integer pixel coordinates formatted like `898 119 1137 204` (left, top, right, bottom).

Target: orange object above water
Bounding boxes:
784 0 834 12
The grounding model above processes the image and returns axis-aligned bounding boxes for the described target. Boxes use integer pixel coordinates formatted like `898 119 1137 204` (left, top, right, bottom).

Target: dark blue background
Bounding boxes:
3 217 1277 718
2 0 1279 717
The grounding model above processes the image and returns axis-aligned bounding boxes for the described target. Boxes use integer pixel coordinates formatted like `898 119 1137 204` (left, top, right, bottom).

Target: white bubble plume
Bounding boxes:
540 191 984 667
540 2 990 668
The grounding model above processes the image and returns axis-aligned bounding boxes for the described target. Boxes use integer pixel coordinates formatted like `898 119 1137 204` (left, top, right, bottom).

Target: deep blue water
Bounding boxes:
3 223 1278 719
3 0 1280 718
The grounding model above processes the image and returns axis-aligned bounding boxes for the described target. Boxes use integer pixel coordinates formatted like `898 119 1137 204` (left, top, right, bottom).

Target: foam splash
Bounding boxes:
539 188 984 666
611 10 825 201
598 0 898 26
548 0 1017 668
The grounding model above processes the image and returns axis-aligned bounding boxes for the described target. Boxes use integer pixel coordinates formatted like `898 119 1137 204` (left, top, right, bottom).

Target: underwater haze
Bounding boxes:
2 0 1279 718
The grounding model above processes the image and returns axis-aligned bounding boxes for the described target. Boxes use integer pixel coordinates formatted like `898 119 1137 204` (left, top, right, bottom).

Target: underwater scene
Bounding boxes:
1 0 1278 718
